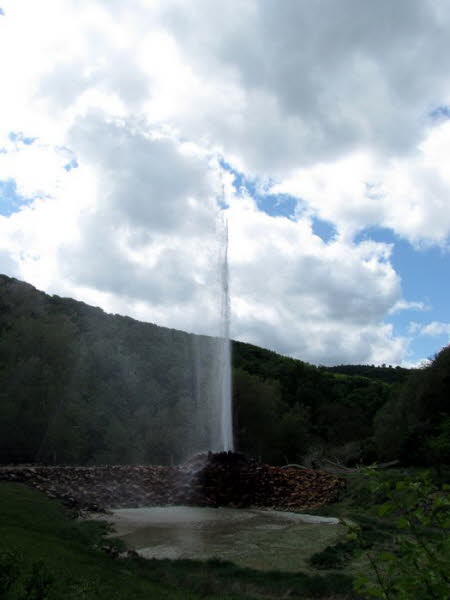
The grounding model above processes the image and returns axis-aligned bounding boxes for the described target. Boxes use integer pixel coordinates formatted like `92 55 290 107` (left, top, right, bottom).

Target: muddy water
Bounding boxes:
93 506 343 572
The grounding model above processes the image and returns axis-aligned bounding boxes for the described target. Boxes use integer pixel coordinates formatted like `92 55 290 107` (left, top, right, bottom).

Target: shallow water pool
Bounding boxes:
92 506 343 572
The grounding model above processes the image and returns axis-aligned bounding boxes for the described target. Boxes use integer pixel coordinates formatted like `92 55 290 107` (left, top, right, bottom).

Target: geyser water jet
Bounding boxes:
218 215 233 451
183 212 233 460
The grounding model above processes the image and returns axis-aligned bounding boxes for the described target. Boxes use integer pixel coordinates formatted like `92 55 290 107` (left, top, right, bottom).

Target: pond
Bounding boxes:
92 506 344 572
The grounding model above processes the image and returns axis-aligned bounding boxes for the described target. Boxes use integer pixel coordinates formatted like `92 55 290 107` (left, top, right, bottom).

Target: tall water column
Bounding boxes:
182 212 233 460
218 215 233 451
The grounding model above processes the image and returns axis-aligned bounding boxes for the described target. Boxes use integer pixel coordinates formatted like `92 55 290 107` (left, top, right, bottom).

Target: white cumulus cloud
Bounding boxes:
1 0 449 364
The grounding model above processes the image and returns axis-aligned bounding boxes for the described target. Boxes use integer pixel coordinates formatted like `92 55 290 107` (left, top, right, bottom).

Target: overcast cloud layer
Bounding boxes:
1 0 450 365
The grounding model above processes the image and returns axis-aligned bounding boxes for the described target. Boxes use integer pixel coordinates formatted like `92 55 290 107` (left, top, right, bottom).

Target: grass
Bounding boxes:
0 482 359 599
134 557 356 599
0 482 237 599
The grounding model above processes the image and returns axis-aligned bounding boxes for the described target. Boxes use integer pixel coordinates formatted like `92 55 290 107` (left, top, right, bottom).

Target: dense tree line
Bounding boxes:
374 346 450 466
232 342 392 464
318 363 410 385
1 274 447 468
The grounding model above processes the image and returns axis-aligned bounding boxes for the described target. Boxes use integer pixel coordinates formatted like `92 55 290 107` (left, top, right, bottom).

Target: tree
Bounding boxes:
278 402 311 463
374 346 450 465
355 471 450 599
233 369 283 463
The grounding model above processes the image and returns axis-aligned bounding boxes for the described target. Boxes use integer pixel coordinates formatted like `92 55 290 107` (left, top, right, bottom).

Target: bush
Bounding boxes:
355 471 450 599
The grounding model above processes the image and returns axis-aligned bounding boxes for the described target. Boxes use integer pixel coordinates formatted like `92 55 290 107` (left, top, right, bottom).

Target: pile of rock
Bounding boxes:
171 452 345 509
0 453 345 512
0 465 174 511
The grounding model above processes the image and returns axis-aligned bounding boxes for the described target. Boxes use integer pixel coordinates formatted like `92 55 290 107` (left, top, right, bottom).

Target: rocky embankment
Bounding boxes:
0 452 345 512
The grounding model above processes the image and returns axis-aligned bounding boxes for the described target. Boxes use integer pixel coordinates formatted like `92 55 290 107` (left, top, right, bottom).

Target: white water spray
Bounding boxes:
183 211 233 459
218 215 233 451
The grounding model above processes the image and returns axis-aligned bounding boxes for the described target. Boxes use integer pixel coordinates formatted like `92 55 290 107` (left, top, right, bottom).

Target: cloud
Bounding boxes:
157 0 450 171
0 111 409 364
273 120 450 245
5 1 450 173
0 249 16 274
2 0 448 365
60 113 408 365
389 300 429 315
411 321 450 337
227 192 407 364
0 136 72 200
22 0 448 247
49 113 230 336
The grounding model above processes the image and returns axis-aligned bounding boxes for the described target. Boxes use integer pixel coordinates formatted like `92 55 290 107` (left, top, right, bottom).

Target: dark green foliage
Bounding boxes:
355 471 450 599
374 346 450 465
320 364 410 385
278 402 312 462
0 274 396 466
0 275 225 465
233 368 284 463
429 417 450 466
233 340 392 461
232 368 313 464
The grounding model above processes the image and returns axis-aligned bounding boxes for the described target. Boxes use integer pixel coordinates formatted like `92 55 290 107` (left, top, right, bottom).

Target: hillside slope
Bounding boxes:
0 274 397 465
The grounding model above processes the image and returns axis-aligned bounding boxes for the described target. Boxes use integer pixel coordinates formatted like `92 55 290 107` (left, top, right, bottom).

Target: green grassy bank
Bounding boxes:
0 483 211 599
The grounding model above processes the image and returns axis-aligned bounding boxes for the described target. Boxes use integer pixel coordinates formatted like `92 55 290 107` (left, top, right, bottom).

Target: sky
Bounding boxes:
1 0 450 367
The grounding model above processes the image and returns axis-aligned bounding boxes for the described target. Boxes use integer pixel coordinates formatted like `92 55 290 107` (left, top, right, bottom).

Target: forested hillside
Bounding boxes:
232 341 392 464
1 274 447 468
318 364 410 385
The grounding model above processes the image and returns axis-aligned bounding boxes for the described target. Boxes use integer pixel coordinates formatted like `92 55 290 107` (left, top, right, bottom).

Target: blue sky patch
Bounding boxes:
354 225 396 245
222 162 449 364
9 131 37 145
430 105 450 122
64 158 79 171
255 191 297 219
0 179 33 216
312 217 336 243
0 8 4 16
222 160 298 219
356 225 450 363
223 160 449 365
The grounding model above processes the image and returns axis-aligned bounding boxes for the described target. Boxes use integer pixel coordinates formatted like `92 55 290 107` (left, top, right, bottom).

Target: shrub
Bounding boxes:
355 471 450 599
